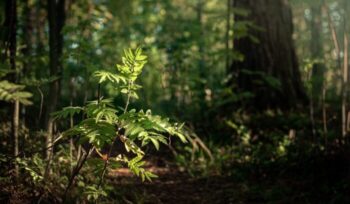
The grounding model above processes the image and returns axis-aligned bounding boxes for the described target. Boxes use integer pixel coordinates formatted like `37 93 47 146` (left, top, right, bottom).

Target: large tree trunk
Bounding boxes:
231 0 308 109
45 0 65 160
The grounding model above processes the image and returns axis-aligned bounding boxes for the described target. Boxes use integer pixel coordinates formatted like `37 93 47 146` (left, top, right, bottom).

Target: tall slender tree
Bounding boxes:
226 0 232 72
341 0 349 140
45 0 65 160
310 1 325 100
308 1 326 138
1 0 19 177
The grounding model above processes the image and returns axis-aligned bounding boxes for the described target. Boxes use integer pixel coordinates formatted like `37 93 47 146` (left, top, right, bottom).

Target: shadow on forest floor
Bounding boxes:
2 150 350 203
107 152 350 204
110 166 236 204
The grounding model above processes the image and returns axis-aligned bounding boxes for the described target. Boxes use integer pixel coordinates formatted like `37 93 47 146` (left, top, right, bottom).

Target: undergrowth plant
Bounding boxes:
53 47 187 200
0 68 31 105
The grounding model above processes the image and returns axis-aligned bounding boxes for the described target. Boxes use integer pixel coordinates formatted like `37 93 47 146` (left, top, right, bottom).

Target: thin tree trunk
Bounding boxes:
341 0 349 142
324 5 341 68
22 0 34 75
35 1 46 57
309 72 316 139
324 3 343 144
197 0 206 103
310 0 325 100
21 0 35 156
45 0 65 162
12 101 19 177
322 80 328 149
309 1 325 140
5 0 19 178
342 33 348 140
69 78 76 173
225 0 232 72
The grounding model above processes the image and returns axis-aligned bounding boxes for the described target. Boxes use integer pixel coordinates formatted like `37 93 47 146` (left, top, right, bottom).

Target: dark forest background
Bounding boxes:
1 0 350 203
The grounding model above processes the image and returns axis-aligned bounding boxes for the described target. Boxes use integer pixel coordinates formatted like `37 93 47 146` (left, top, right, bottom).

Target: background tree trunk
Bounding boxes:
231 0 308 109
308 1 326 138
3 0 20 177
22 0 35 75
35 0 46 58
197 0 206 105
310 1 325 101
45 0 65 160
225 0 232 72
20 0 35 153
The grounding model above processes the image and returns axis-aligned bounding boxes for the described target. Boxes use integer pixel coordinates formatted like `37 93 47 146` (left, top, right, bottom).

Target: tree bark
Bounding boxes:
226 0 232 72
197 0 206 104
22 0 35 75
231 0 308 109
308 1 326 139
35 0 46 56
310 1 325 101
45 0 65 160
3 0 19 177
341 32 348 140
20 0 35 153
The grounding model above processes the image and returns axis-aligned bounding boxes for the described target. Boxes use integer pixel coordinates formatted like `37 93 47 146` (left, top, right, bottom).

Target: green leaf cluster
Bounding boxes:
0 80 32 105
16 154 44 184
126 155 158 182
53 47 186 182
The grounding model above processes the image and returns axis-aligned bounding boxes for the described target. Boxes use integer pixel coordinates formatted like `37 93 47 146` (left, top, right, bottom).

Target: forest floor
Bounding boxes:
2 150 349 203
110 166 236 204
107 151 350 204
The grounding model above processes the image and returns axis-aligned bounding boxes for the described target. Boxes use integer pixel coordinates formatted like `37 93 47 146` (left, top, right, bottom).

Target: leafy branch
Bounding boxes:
0 80 32 105
54 47 187 201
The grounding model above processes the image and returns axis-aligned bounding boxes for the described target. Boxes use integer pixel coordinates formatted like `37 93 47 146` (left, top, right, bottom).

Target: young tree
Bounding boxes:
231 0 308 109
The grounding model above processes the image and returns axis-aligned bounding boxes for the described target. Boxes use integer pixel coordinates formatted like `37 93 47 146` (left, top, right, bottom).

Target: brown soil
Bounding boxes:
109 167 237 204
